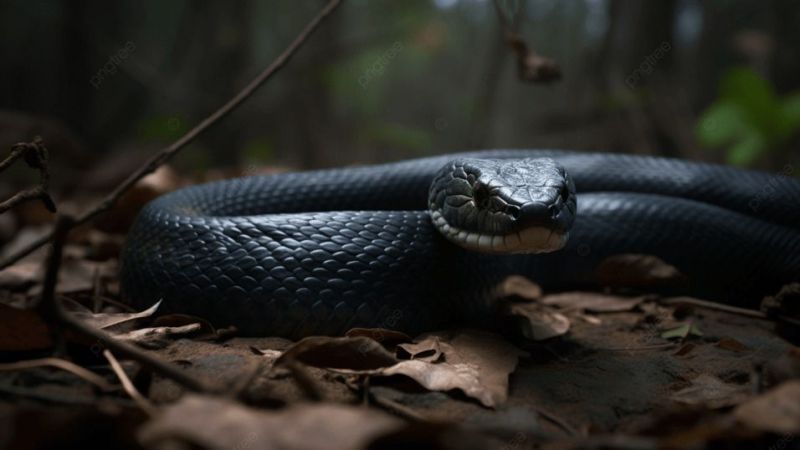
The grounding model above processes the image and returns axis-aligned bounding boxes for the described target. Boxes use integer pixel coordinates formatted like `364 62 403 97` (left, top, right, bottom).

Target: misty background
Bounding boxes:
1 0 799 195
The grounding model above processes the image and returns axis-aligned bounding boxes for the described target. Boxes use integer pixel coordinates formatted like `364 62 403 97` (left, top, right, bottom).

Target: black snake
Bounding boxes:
120 151 800 338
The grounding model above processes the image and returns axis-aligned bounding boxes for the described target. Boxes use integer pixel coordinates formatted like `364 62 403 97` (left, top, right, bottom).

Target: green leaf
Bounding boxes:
661 322 703 340
696 101 747 147
726 133 767 167
720 67 780 134
779 93 800 138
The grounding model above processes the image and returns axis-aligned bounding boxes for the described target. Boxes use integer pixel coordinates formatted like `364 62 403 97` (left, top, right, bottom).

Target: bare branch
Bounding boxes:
492 0 561 84
103 349 156 416
0 0 343 269
39 215 211 393
0 137 57 215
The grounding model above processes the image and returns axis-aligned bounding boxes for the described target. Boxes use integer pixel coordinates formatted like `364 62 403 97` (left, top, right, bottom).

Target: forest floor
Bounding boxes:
1 166 799 450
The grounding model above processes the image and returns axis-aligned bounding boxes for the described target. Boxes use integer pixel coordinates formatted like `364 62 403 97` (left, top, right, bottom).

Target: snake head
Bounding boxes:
428 158 576 254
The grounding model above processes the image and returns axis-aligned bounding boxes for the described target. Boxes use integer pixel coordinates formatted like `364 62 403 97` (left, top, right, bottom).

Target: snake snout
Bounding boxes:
428 157 575 254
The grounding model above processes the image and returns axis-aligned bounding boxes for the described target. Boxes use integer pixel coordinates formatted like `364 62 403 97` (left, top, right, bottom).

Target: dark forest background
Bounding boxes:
1 0 799 195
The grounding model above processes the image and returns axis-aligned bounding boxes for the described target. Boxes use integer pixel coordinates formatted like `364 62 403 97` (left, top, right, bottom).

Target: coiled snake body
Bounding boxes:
120 151 800 338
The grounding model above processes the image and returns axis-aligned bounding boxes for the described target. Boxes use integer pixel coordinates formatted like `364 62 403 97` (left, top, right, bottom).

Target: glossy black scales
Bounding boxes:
120 150 800 338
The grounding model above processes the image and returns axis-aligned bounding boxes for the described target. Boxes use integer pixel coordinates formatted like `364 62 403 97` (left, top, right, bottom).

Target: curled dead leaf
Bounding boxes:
273 330 526 408
345 327 411 349
275 336 398 371
715 337 749 353
379 331 527 408
115 323 202 344
494 275 542 301
60 298 161 330
505 302 570 341
670 374 751 409
594 254 688 289
541 291 644 313
397 336 447 362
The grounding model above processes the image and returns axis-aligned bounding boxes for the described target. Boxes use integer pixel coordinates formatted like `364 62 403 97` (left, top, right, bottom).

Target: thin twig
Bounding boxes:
103 349 156 416
0 137 56 215
41 215 210 393
0 0 343 270
491 0 561 83
659 297 768 319
0 357 114 392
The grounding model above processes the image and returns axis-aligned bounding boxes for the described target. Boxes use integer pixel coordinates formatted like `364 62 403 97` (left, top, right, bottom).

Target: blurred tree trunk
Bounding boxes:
768 0 800 94
295 8 343 169
599 0 680 156
170 1 251 166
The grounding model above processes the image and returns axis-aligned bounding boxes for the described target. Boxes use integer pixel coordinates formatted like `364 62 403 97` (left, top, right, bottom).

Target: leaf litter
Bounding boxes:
2 179 799 449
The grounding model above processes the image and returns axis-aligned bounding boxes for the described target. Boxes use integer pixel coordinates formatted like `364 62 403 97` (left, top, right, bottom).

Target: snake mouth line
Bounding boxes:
430 209 567 254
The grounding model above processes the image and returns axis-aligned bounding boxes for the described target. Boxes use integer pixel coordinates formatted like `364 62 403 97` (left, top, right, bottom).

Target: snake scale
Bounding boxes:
120 150 800 338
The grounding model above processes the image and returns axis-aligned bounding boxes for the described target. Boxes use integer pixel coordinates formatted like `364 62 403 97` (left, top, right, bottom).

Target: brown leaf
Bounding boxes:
115 323 202 343
541 291 643 313
732 381 800 434
494 275 542 300
380 331 526 407
138 394 403 450
0 303 53 351
275 331 526 408
397 336 447 362
670 374 751 409
715 337 749 353
61 298 161 330
506 302 570 341
594 254 688 289
275 336 398 371
345 327 411 349
673 343 696 356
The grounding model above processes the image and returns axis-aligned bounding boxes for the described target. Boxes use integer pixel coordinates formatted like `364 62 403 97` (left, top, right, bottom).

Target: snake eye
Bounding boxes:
473 183 490 208
559 184 571 203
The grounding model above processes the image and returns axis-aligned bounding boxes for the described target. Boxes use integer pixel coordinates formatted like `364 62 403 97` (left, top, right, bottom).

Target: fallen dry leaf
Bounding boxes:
345 327 411 349
275 335 398 371
661 322 703 340
397 335 447 362
732 380 800 434
594 254 688 289
274 330 526 408
541 291 643 313
379 331 527 408
115 323 202 343
715 337 749 353
493 275 542 300
60 298 161 330
138 394 403 450
673 343 696 356
670 374 751 409
505 302 570 341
